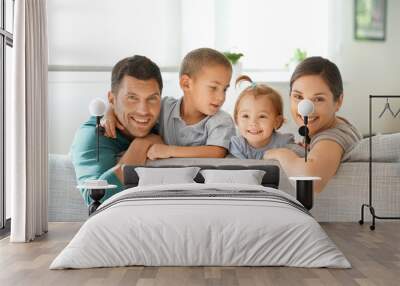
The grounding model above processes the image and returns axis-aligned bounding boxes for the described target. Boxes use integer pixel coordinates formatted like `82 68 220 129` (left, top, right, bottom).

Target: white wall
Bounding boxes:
48 0 181 67
48 0 400 154
331 0 400 134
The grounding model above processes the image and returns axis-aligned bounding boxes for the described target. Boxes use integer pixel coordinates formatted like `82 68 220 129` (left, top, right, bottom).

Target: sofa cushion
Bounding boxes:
346 133 400 162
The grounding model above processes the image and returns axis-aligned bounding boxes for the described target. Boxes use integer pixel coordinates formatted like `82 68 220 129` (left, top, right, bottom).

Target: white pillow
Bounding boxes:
135 167 200 186
200 169 266 185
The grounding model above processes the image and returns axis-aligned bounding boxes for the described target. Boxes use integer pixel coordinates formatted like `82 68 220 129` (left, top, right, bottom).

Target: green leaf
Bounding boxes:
223 52 244 65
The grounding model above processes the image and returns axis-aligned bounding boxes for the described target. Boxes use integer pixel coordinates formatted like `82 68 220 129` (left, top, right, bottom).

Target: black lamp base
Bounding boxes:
296 180 313 210
290 177 321 211
88 188 105 215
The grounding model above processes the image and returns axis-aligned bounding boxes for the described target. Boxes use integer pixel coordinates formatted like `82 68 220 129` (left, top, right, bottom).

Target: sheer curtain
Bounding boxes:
9 0 48 242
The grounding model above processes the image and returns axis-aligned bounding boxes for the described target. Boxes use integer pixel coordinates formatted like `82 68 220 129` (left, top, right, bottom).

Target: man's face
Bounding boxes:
108 75 161 138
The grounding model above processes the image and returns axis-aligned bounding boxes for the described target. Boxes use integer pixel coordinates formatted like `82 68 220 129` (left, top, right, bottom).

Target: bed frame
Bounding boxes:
88 164 314 215
123 164 280 189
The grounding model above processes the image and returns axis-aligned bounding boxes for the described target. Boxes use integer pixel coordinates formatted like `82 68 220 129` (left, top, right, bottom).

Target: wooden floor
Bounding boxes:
0 222 399 286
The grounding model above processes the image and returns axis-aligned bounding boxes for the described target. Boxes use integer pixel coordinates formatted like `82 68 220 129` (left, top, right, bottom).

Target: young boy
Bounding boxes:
103 48 236 159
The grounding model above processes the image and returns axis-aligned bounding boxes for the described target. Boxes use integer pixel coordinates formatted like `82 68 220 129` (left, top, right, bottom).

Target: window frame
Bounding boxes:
0 0 13 235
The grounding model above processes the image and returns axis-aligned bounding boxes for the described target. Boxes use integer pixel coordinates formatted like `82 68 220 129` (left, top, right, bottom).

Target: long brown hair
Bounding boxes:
233 75 285 129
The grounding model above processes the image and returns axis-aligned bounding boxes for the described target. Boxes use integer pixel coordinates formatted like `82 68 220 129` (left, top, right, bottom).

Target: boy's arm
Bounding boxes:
147 144 226 160
114 134 163 181
101 105 125 138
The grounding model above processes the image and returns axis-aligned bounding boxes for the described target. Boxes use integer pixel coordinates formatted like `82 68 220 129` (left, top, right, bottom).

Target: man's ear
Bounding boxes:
179 74 192 92
335 94 344 112
108 91 116 107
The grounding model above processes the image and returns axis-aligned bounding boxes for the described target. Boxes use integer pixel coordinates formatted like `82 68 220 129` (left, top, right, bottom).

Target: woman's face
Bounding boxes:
290 75 343 136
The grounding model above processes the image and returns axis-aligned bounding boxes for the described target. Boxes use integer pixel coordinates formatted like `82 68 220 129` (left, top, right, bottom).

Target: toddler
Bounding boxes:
229 75 294 159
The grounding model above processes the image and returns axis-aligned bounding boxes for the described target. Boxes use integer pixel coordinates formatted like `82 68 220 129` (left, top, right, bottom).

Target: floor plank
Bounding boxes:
0 222 399 286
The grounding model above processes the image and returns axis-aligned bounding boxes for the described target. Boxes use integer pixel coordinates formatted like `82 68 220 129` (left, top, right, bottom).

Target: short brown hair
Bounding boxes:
290 56 343 101
111 55 163 94
179 48 232 77
234 75 285 129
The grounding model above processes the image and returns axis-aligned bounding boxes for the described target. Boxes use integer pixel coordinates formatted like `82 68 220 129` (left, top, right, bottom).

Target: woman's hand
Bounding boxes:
100 106 124 138
263 148 283 160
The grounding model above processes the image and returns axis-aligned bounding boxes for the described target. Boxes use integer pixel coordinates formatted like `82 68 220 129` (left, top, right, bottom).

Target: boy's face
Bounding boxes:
108 75 161 138
183 65 232 116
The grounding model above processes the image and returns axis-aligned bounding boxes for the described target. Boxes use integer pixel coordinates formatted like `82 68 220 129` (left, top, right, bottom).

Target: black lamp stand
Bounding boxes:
290 177 320 210
88 189 106 215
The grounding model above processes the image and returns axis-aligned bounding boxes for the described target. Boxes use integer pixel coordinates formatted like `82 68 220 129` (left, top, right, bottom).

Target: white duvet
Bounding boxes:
50 183 350 269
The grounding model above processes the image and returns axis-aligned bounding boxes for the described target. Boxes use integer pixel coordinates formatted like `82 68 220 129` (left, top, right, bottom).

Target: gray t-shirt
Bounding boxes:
286 117 362 162
229 132 295 159
159 96 236 149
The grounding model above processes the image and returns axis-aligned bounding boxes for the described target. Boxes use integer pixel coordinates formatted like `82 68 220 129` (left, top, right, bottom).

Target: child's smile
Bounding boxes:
236 95 281 149
246 128 263 135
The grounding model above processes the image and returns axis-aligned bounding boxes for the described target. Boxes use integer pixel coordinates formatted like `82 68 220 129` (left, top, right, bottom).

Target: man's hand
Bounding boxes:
147 144 172 160
100 106 124 138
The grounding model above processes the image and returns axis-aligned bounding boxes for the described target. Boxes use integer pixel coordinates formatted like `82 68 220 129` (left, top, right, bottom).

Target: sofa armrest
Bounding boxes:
49 154 88 221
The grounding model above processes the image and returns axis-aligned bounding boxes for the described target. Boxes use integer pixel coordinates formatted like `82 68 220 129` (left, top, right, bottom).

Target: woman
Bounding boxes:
264 57 362 192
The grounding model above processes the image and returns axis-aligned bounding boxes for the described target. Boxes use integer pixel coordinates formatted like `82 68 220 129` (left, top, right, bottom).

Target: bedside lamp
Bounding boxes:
77 98 116 215
290 99 320 210
89 98 106 162
297 99 313 162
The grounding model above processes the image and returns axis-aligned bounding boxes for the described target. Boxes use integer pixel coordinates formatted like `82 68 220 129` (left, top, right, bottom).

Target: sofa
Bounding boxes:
48 133 400 222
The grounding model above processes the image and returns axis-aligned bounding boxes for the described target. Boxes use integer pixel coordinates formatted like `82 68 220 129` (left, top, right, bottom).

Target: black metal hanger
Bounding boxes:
394 107 400 118
378 98 395 118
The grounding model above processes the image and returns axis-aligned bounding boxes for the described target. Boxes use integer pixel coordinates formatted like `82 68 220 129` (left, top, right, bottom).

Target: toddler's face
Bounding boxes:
236 95 281 148
290 75 342 136
188 65 231 116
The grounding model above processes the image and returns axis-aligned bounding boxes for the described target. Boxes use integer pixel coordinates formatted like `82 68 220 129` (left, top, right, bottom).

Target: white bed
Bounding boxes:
50 183 350 269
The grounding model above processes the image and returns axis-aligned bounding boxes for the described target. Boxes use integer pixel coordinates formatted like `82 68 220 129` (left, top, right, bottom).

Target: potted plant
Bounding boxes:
223 51 244 81
223 51 244 65
287 48 307 72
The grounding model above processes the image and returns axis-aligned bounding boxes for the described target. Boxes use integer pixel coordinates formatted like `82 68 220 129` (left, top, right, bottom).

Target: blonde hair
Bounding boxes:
233 75 285 129
179 48 232 78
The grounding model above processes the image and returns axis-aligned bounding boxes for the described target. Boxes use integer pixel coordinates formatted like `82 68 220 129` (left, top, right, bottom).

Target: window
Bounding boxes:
48 0 329 71
1 0 14 233
213 0 329 70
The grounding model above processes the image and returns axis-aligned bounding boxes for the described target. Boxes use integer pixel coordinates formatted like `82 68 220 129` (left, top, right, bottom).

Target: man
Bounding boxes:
71 55 163 205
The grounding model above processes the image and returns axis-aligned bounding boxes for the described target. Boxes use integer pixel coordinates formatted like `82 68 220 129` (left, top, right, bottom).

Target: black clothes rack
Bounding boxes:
359 95 400 230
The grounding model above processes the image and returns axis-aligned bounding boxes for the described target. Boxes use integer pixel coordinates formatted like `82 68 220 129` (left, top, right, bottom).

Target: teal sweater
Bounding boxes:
70 116 131 205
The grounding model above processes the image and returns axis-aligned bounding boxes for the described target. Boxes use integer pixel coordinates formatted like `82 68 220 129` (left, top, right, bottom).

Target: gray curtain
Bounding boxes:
9 0 48 242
